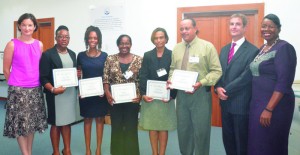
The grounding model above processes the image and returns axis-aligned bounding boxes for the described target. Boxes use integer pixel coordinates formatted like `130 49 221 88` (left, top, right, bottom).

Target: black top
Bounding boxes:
139 47 177 98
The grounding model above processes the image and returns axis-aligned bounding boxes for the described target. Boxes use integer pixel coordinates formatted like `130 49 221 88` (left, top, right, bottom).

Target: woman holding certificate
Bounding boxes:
3 13 48 155
77 26 109 155
40 25 77 155
103 34 142 155
138 28 177 155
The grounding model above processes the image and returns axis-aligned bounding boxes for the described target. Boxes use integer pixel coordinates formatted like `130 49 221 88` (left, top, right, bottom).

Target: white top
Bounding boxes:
231 37 245 55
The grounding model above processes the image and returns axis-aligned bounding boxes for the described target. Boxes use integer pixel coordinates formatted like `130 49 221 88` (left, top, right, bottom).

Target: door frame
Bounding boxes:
177 3 264 126
177 3 264 47
14 17 55 50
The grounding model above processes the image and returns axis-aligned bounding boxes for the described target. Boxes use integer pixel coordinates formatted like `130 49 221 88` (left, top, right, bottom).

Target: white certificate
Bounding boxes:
146 80 170 100
170 69 198 92
79 77 104 98
53 68 78 88
111 83 137 104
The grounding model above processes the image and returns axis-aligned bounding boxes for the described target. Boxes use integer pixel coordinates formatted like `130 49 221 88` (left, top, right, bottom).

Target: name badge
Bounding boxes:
123 71 133 79
157 68 167 77
189 56 199 63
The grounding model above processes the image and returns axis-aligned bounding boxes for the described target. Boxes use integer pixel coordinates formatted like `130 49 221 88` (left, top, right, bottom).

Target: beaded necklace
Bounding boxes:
254 38 279 62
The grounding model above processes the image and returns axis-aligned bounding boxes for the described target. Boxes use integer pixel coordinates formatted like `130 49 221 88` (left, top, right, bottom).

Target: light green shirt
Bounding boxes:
169 37 222 86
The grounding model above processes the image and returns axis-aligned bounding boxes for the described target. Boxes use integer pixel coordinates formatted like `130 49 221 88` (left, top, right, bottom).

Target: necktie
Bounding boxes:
181 44 190 70
228 42 236 64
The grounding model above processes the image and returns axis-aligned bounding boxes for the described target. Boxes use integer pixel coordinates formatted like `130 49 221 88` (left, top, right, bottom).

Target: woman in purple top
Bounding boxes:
248 14 297 155
3 13 48 155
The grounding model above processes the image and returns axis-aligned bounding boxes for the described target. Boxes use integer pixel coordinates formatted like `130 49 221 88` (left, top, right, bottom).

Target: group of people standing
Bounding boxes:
216 13 296 155
2 12 297 155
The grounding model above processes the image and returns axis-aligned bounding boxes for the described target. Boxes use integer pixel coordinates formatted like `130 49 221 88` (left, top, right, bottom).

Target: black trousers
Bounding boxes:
221 110 249 155
110 103 140 155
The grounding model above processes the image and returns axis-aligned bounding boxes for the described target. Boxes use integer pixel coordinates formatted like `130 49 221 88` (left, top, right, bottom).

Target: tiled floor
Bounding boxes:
0 100 226 155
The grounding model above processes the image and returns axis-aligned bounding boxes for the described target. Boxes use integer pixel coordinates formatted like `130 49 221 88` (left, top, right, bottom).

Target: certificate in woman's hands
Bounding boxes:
79 77 104 98
146 80 170 100
53 68 78 88
111 83 137 104
170 69 198 92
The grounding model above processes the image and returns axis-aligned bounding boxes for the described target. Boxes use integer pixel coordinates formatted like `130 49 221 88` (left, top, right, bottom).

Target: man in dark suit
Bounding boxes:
215 13 258 155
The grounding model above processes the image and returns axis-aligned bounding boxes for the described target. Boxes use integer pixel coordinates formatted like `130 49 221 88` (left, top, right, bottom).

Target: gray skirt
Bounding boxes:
3 86 48 138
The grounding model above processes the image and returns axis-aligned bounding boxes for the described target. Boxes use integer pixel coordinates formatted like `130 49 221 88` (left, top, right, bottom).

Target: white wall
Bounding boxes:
0 0 299 80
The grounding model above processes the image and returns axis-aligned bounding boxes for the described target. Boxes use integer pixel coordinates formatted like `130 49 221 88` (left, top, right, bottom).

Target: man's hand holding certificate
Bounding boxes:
169 69 198 92
53 68 78 88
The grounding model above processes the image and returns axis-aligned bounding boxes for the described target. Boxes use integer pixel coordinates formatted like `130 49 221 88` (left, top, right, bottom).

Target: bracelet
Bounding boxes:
51 87 55 93
264 108 273 113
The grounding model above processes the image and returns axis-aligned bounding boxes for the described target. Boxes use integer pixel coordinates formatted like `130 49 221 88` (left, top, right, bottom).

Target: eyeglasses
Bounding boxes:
57 35 70 40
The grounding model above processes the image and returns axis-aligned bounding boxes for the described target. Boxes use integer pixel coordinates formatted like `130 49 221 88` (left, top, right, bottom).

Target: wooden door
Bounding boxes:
193 15 257 53
14 18 55 51
177 3 264 127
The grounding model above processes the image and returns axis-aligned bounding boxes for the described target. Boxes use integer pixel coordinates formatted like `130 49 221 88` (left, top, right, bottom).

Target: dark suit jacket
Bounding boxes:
215 40 258 114
39 45 77 107
139 47 177 98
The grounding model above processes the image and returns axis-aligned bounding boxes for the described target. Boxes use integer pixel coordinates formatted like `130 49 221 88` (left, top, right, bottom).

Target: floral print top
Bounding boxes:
103 53 143 97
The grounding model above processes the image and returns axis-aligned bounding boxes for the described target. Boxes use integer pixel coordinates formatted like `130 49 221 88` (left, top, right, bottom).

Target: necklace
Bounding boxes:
254 38 279 62
86 50 100 58
56 48 68 54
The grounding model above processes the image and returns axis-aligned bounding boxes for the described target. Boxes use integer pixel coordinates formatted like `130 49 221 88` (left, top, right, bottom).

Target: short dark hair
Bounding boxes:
84 26 102 49
55 25 69 36
116 34 132 46
151 27 169 44
17 13 38 32
183 18 196 26
182 18 199 34
264 14 281 30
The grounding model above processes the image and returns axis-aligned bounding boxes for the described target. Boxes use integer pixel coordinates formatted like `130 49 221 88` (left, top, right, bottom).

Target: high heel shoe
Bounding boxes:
62 149 72 155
